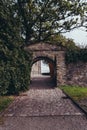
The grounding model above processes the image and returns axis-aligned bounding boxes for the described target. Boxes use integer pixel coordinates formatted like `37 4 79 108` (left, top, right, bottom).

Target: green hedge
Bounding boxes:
0 44 32 95
65 48 87 64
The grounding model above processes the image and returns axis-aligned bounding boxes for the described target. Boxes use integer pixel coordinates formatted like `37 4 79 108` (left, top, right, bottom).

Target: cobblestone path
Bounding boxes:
0 76 87 130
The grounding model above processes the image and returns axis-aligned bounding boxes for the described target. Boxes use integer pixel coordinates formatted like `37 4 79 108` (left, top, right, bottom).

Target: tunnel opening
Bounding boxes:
30 56 56 89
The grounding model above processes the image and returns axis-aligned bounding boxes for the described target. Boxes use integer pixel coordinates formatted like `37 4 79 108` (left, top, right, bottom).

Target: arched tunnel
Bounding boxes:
30 56 57 89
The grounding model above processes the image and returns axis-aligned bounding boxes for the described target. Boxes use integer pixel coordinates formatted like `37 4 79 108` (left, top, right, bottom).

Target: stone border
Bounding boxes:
61 89 87 117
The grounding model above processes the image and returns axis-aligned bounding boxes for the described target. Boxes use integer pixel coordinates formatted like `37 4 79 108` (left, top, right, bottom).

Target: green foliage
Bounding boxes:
48 34 87 63
47 34 78 49
0 1 32 95
0 96 14 112
0 44 32 95
79 49 87 62
66 48 87 63
54 35 87 63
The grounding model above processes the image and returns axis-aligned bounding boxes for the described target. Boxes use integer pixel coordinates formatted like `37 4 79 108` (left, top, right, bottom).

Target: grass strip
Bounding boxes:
60 86 87 113
0 96 14 112
60 86 87 101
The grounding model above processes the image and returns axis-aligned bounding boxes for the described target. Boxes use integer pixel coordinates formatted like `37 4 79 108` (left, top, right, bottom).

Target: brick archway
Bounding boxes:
25 42 66 86
31 56 56 84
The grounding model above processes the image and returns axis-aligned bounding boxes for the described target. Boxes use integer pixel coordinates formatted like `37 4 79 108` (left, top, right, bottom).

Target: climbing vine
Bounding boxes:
65 48 87 64
47 34 87 64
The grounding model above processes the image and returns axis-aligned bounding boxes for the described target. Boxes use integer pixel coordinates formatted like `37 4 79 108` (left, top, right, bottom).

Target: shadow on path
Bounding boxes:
30 76 55 89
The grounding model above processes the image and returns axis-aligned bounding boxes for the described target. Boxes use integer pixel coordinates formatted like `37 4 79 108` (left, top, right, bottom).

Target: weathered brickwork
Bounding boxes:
25 42 87 87
25 42 66 86
66 62 87 86
56 51 66 85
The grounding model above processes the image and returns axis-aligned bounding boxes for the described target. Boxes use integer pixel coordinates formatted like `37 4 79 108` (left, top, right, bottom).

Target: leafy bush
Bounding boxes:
66 48 87 64
0 43 32 95
0 1 32 95
47 34 87 64
79 49 87 62
0 96 14 112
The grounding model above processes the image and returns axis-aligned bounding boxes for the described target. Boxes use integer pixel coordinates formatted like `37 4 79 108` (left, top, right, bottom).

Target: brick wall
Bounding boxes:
66 62 87 86
25 42 87 87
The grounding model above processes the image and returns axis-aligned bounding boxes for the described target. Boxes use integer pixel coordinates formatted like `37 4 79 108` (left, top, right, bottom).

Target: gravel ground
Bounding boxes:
0 76 87 130
0 115 87 130
77 98 87 112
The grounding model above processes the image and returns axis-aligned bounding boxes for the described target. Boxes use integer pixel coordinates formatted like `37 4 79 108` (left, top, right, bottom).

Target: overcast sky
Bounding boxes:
41 61 49 73
63 27 87 47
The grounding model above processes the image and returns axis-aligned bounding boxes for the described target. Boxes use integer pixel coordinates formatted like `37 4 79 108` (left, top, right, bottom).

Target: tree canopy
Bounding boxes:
0 0 86 45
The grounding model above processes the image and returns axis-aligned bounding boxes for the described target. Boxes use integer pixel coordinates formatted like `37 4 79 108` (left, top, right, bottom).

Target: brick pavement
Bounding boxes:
0 76 87 130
